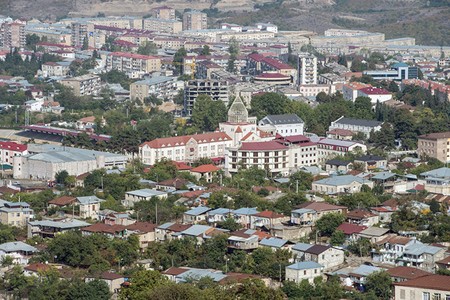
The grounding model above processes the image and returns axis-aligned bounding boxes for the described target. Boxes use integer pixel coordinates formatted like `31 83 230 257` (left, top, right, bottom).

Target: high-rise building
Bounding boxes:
297 53 317 85
182 11 207 31
184 80 229 116
151 6 176 20
0 20 26 49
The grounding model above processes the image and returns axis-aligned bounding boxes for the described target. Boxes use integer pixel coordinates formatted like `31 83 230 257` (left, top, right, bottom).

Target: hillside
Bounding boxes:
1 0 448 45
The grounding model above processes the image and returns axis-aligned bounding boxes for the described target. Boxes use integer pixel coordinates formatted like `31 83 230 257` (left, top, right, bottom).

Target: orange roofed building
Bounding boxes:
139 132 233 165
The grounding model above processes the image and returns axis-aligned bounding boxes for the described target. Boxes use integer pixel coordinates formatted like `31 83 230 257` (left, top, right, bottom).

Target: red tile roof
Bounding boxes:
173 161 192 171
254 210 285 219
387 266 432 280
140 132 231 149
126 222 157 233
336 223 367 235
327 128 354 136
358 87 391 95
0 141 27 152
394 275 450 291
247 53 294 70
190 164 220 173
163 267 188 276
436 256 450 266
82 223 127 234
48 196 77 206
240 141 288 151
346 209 377 219
298 201 347 212
100 272 124 280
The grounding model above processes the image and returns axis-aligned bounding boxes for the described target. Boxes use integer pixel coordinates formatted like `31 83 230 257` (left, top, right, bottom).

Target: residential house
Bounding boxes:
417 132 450 163
233 207 259 229
258 114 304 136
189 164 220 183
386 266 432 283
316 138 367 164
346 209 379 227
326 128 354 140
348 265 383 288
123 189 168 207
356 226 390 243
325 159 353 174
126 222 157 251
436 256 450 271
394 275 450 300
370 198 399 223
420 167 450 195
336 223 367 243
285 261 324 284
0 241 38 265
227 229 268 251
354 155 387 171
47 196 77 209
81 223 127 238
328 117 383 139
0 141 28 166
28 218 90 238
290 202 347 226
357 86 392 104
60 74 101 97
342 82 371 101
396 243 446 272
0 200 34 227
312 175 373 195
207 208 232 226
76 196 103 220
372 235 419 265
183 206 211 224
292 243 345 271
259 237 291 251
250 210 288 229
172 224 224 244
155 222 191 242
86 272 125 294
370 172 398 192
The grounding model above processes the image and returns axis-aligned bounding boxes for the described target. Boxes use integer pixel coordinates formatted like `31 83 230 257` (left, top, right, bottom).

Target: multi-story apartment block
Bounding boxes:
60 74 101 97
246 53 297 83
275 135 318 171
316 138 367 164
139 132 233 166
151 6 176 20
0 200 34 227
184 79 229 116
417 132 450 163
0 20 26 49
71 22 94 47
130 76 183 102
182 11 207 31
105 52 161 78
298 53 317 85
328 116 383 139
343 82 371 101
0 141 28 166
225 141 290 176
41 61 71 77
143 18 182 34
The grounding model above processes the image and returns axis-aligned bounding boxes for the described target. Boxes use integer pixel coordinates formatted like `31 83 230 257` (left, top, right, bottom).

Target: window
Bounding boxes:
432 294 441 300
303 270 306 275
423 292 430 300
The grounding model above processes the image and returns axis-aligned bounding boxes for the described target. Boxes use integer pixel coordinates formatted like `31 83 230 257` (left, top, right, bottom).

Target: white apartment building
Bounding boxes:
258 114 304 136
316 138 367 164
225 141 289 176
130 76 183 102
328 117 383 139
298 53 317 85
0 141 28 166
139 132 233 166
343 82 371 101
105 52 161 79
60 74 101 97
285 261 324 284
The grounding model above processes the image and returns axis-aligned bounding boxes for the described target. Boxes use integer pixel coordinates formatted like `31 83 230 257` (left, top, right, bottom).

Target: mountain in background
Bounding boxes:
1 0 448 46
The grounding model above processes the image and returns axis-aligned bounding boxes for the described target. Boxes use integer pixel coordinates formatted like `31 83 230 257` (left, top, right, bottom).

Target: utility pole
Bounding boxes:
296 180 299 194
155 202 158 224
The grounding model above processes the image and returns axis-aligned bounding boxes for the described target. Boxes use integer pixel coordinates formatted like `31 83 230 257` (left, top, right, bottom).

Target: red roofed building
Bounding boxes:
139 132 232 165
81 223 127 238
250 210 289 228
336 223 367 242
357 86 392 104
190 164 220 183
105 52 161 78
126 222 157 251
346 209 379 226
247 53 297 83
394 275 450 299
0 141 28 166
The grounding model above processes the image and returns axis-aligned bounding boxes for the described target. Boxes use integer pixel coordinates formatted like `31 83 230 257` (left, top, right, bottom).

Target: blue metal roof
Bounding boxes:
313 175 369 186
181 225 212 236
176 268 227 283
233 207 259 216
350 265 381 276
404 243 443 256
287 261 323 270
208 208 231 216
0 241 37 253
292 242 313 252
185 206 211 216
371 172 397 181
420 167 450 179
77 195 103 204
259 237 288 248
291 208 315 214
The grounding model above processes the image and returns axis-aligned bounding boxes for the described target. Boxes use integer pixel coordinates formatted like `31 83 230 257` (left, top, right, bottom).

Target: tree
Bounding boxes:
200 45 211 55
173 47 187 74
55 170 69 184
364 271 392 300
82 36 89 50
67 279 111 300
315 213 345 236
289 171 313 192
429 199 441 214
191 95 227 132
218 218 241 231
119 270 170 300
347 238 372 257
250 93 290 120
330 230 345 246
137 41 158 55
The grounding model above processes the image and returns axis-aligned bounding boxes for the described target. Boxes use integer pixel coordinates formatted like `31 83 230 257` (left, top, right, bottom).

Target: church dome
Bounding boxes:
228 95 248 123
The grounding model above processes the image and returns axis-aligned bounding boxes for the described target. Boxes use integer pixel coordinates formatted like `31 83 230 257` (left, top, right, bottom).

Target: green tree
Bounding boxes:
315 213 345 236
289 171 313 192
82 36 89 50
347 238 372 257
55 170 69 184
330 230 346 246
173 47 187 75
191 95 227 132
119 270 170 300
218 218 242 231
429 199 441 214
250 93 290 120
137 41 158 55
67 279 111 300
201 45 211 55
364 271 393 300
